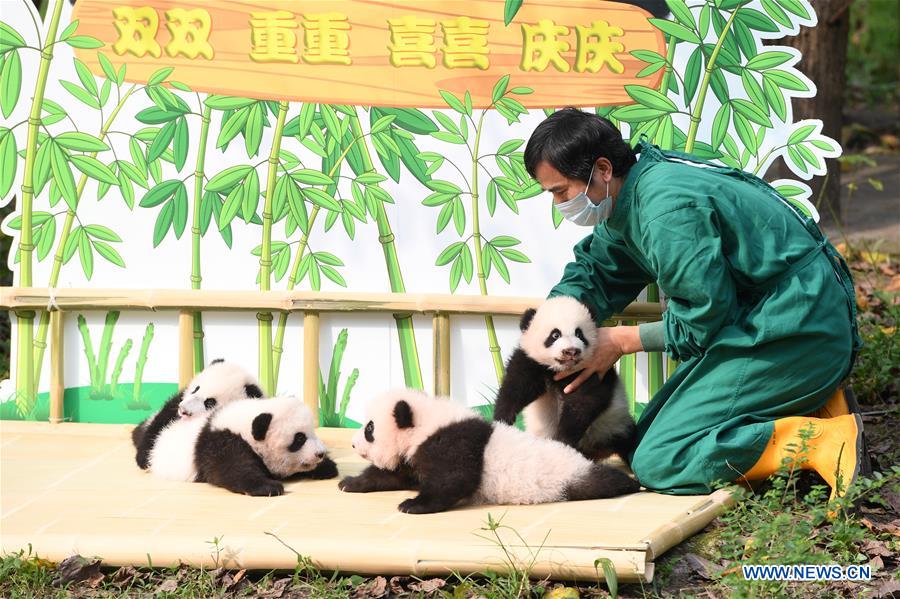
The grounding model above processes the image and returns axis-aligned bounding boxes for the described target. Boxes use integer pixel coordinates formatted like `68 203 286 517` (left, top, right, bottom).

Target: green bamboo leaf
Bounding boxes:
99 79 111 107
55 132 109 152
129 137 147 177
139 179 181 207
787 124 816 145
451 197 465 236
0 22 27 50
309 261 321 291
50 145 77 209
746 51 792 71
242 103 263 157
433 111 460 136
70 155 118 184
810 139 836 152
648 18 700 43
796 143 820 170
732 112 758 155
205 95 256 110
666 0 696 28
439 90 466 114
0 50 21 118
423 192 454 207
774 182 806 198
376 107 437 135
36 217 56 260
436 242 465 266
732 99 771 127
490 246 510 283
732 19 757 59
116 63 126 85
207 165 253 192
66 35 103 49
431 131 465 144
152 200 175 246
500 249 530 263
304 187 341 212
503 0 523 25
217 107 251 148
610 104 665 122
136 106 186 125
73 58 99 97
741 71 767 108
426 180 463 194
496 139 524 155
709 68 730 104
655 114 675 149
60 80 100 109
630 49 667 64
173 117 188 170
492 75 510 103
218 186 243 230
93 240 124 268
625 85 678 111
774 0 810 19
370 114 397 134
787 145 807 174
636 61 666 78
736 8 780 32
169 81 192 92
762 76 787 121
147 67 174 86
117 160 148 189
148 120 176 162
765 69 808 92
711 102 731 150
460 244 473 282
291 169 333 185
116 170 134 209
356 172 387 185
84 224 122 242
684 48 702 103
294 101 317 139
449 257 462 292
436 202 453 233
62 227 81 263
241 169 260 222
314 251 343 267
490 235 520 248
0 129 15 197
78 233 94 278
172 184 188 237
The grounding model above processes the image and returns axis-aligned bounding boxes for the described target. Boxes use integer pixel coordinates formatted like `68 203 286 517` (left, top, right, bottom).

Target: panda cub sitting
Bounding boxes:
133 358 264 477
493 296 637 464
339 388 639 514
195 394 339 496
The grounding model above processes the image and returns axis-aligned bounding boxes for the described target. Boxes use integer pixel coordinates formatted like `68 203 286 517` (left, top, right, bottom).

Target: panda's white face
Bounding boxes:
211 395 327 477
351 388 474 470
177 359 263 419
520 297 598 372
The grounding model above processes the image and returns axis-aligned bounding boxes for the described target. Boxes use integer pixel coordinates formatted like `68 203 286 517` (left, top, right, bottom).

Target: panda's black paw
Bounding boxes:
397 498 441 514
338 475 368 492
308 457 339 479
248 480 284 496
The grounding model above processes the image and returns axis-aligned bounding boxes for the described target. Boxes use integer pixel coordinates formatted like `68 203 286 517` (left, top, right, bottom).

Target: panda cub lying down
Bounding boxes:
339 388 640 514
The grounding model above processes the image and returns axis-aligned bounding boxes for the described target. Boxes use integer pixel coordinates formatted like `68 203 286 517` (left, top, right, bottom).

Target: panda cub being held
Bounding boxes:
132 358 264 476
339 389 639 514
493 296 637 464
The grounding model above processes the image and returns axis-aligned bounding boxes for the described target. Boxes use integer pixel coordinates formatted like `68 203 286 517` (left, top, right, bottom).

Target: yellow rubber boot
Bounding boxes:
741 414 864 503
809 387 850 418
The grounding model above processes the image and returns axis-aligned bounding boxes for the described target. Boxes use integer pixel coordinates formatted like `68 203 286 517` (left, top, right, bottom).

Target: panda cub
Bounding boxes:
194 394 339 496
133 358 263 477
493 296 637 464
339 388 639 514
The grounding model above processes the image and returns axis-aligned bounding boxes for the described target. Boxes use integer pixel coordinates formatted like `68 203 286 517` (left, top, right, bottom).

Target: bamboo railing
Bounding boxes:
0 287 664 423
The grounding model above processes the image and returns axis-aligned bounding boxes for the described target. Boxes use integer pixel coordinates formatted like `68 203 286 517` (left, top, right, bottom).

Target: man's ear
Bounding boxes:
393 400 414 429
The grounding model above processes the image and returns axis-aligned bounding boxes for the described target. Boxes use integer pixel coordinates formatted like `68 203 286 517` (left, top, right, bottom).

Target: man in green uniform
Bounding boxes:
524 108 864 501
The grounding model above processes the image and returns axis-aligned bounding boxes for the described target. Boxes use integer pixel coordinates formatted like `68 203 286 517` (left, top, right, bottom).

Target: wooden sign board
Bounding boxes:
71 0 666 108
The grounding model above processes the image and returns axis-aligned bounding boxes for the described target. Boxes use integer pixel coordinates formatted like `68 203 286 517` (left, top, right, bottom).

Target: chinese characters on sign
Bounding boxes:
110 6 626 73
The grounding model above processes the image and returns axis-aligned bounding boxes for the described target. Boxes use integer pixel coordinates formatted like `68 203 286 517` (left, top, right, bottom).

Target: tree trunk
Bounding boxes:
775 0 851 224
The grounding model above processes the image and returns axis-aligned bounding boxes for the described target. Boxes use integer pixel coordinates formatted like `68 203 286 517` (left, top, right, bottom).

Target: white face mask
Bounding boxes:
554 163 613 226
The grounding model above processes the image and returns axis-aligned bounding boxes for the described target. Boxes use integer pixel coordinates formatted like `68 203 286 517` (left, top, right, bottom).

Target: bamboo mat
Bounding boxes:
0 421 732 582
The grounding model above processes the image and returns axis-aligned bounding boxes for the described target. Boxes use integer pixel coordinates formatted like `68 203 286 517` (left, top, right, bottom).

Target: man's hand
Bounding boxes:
553 325 643 394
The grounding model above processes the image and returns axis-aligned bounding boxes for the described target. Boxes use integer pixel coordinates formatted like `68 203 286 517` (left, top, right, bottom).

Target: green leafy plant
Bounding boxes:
317 328 359 427
75 312 131 401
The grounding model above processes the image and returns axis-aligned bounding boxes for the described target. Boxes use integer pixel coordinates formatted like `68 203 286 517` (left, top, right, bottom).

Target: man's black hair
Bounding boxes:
524 108 637 182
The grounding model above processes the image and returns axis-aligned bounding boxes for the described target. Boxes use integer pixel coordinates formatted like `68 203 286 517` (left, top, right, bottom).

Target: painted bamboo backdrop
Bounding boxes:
1 0 839 426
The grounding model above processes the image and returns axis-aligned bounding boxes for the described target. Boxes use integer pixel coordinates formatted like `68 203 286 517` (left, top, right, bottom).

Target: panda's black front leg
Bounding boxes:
493 349 547 424
338 464 417 493
554 371 613 449
196 429 284 496
135 391 183 469
291 456 339 480
205 457 284 496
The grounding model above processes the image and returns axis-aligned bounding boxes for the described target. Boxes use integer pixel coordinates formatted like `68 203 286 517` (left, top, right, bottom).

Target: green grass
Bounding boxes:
0 383 179 424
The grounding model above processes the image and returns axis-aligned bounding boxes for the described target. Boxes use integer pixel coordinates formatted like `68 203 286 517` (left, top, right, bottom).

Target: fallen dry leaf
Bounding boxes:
157 579 178 593
408 578 446 594
51 555 104 588
875 578 900 598
684 553 722 580
885 275 900 293
257 577 291 598
352 576 388 598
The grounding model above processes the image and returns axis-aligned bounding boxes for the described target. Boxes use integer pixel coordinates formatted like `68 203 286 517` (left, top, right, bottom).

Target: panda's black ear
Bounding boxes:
210 358 225 365
393 400 414 429
519 308 537 332
252 413 273 441
245 383 263 398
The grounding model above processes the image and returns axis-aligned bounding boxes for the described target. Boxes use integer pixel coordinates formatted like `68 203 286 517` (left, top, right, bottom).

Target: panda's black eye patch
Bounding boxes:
575 327 588 345
203 398 217 410
364 421 374 443
192 386 200 394
288 432 307 452
543 328 562 348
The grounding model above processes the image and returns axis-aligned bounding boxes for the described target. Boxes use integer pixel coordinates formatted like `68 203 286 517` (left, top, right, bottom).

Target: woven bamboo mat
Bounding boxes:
0 421 732 582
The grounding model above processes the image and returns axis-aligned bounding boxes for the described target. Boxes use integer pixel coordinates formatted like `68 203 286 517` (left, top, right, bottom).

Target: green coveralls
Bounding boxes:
549 141 862 495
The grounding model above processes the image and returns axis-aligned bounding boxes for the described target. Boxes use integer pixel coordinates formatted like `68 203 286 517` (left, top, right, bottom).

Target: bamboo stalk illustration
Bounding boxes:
15 0 65 412
110 339 133 398
190 104 212 373
132 323 154 406
471 110 505 384
95 311 120 393
32 85 138 387
684 8 739 152
257 101 290 395
76 314 99 392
